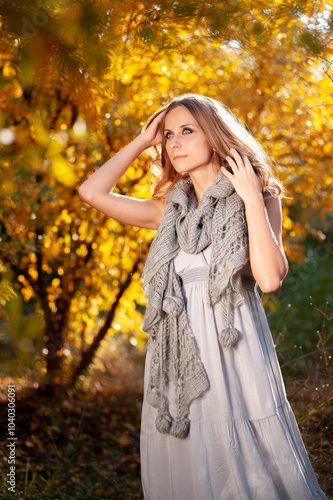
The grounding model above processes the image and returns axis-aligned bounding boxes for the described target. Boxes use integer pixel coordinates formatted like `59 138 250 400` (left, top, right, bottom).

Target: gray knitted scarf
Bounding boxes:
142 172 249 438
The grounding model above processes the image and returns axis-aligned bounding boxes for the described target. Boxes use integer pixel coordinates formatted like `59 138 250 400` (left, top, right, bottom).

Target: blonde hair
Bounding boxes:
143 93 283 200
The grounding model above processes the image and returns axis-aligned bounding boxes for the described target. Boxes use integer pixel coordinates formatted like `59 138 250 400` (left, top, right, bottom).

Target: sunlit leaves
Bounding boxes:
0 279 17 305
50 155 76 187
0 0 332 383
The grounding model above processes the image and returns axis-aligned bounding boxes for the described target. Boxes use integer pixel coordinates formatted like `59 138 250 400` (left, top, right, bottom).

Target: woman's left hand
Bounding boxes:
220 149 262 204
221 148 288 292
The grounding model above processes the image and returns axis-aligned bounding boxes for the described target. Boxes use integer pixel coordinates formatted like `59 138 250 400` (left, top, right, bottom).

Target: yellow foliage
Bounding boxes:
0 0 332 381
30 115 49 147
0 279 17 303
50 155 77 187
283 217 293 231
22 288 34 301
28 269 38 280
51 278 61 288
1 179 15 195
47 134 68 155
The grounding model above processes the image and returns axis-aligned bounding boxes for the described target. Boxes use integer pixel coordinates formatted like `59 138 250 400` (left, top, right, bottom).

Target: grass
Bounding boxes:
0 341 332 499
0 388 143 499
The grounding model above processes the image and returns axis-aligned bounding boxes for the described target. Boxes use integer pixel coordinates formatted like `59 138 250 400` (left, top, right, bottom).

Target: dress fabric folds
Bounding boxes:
140 246 327 500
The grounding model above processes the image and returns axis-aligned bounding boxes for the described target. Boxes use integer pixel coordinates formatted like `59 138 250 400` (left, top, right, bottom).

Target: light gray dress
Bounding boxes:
140 245 327 500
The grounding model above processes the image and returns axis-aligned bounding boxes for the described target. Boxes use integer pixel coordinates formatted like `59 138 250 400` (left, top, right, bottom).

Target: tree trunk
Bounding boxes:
70 257 141 387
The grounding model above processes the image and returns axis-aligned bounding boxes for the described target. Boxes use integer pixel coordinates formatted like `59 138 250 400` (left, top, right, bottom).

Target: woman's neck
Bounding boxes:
189 165 219 205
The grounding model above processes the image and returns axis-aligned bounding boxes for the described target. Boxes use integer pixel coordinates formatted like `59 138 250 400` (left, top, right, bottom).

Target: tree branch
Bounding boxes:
70 256 141 386
1 255 37 290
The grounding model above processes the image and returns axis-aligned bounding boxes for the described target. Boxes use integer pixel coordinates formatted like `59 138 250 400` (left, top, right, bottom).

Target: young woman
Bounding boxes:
78 94 327 500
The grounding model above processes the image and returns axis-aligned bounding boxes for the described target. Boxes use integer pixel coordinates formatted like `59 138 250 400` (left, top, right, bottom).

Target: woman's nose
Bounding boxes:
170 134 181 148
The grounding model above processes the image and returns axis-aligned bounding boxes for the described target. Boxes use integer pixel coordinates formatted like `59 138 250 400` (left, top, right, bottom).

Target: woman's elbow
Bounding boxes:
259 279 283 294
259 263 288 294
78 184 92 203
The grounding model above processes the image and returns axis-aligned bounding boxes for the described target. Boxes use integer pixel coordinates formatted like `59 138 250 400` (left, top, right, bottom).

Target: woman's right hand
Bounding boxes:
141 111 166 148
78 108 167 230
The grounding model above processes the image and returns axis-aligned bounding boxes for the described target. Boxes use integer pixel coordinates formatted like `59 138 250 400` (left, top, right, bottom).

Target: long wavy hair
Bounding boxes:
142 93 283 200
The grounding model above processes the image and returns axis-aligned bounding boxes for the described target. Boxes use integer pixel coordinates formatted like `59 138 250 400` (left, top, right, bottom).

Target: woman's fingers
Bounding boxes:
221 149 262 202
220 164 232 176
229 149 246 169
153 110 166 129
226 149 253 173
225 156 237 171
225 152 240 174
151 111 167 144
142 111 166 146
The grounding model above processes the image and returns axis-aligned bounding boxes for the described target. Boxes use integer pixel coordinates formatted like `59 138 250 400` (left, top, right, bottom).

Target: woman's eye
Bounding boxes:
164 128 192 139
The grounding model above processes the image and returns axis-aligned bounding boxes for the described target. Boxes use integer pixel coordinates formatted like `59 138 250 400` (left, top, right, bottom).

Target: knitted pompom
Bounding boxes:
162 295 183 315
219 328 239 349
170 418 190 438
156 412 172 434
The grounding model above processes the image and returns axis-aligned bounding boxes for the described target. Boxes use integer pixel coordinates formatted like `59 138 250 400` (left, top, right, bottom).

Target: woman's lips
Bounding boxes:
173 155 187 160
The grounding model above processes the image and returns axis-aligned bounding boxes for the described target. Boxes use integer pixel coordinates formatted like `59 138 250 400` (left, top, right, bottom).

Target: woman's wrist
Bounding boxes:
130 133 149 152
243 192 264 212
135 132 153 151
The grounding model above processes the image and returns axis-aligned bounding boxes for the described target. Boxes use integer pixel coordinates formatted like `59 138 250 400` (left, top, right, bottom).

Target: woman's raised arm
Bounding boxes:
221 149 288 292
78 113 166 230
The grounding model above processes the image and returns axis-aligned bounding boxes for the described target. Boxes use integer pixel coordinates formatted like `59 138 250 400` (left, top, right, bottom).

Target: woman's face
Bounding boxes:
164 105 213 175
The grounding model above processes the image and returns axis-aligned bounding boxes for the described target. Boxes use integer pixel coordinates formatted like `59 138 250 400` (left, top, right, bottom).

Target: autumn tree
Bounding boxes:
0 0 332 388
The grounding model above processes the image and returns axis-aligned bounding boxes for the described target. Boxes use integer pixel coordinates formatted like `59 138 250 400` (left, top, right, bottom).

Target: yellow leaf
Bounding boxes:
50 155 77 187
30 116 49 147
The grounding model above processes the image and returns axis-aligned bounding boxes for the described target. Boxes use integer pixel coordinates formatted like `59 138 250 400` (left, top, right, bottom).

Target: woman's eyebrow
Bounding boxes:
164 123 197 131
